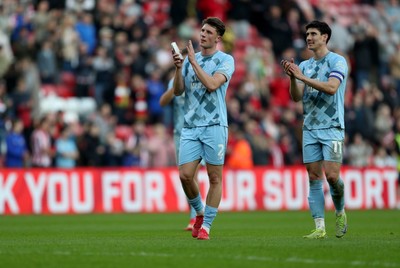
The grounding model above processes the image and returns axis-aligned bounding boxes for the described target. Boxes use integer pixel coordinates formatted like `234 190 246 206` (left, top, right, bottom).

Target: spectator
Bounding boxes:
113 72 131 124
92 45 114 106
147 123 175 167
55 124 79 168
10 78 32 129
389 42 400 104
123 120 149 167
60 14 80 71
226 126 253 169
75 12 97 55
0 80 12 153
227 0 252 39
346 133 373 167
130 74 148 122
0 29 14 78
348 91 376 142
146 68 165 124
326 16 354 55
244 119 270 165
32 0 51 44
75 43 95 97
77 121 106 166
97 27 114 56
349 15 379 90
4 119 29 168
105 132 125 166
264 4 293 59
374 103 394 145
91 103 115 144
36 40 58 84
372 146 397 168
31 116 53 167
385 0 400 34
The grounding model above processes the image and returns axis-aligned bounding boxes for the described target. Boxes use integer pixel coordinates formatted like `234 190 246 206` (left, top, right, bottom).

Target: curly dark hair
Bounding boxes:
305 20 332 44
202 17 225 37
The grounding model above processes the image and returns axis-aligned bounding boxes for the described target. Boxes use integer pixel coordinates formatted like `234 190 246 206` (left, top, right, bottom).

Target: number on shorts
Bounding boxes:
332 140 342 154
218 144 225 160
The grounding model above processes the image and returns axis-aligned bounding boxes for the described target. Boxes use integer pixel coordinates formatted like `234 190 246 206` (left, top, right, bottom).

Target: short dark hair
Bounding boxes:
202 17 225 37
305 20 332 44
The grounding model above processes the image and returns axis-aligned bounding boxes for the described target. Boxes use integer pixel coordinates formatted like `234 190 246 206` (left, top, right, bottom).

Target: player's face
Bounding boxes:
199 24 220 49
305 28 327 51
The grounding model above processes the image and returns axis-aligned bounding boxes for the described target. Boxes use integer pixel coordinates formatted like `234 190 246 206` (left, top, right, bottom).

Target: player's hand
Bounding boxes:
186 40 196 64
172 49 183 68
280 58 294 77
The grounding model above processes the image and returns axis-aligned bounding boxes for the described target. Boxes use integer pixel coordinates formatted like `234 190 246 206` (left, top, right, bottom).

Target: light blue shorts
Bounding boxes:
179 125 228 166
175 132 206 166
173 132 181 164
302 128 344 164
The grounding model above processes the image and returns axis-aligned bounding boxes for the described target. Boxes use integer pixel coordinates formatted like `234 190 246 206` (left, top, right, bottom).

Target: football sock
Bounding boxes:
308 179 325 220
202 205 218 231
188 194 204 215
189 205 196 219
329 177 345 214
314 218 325 230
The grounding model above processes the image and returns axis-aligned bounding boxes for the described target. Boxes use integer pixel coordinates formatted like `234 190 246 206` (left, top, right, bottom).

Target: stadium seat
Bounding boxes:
40 95 66 114
40 84 58 97
115 125 132 141
65 97 80 113
79 98 97 114
56 85 75 98
60 72 76 92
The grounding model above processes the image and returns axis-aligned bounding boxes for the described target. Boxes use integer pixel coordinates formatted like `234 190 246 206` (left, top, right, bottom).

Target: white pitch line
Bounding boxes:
1 250 398 267
53 251 71 255
129 251 400 267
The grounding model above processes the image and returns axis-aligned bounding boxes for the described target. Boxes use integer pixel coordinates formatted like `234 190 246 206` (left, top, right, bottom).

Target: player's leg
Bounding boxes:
175 132 198 231
196 125 227 240
325 161 347 238
175 132 193 228
322 128 347 238
194 163 223 240
303 129 327 239
179 160 205 238
179 128 204 222
304 161 327 239
186 163 203 231
179 161 203 205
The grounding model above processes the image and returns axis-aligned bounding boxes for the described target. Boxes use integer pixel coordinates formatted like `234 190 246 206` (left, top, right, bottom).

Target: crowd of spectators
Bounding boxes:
0 0 399 170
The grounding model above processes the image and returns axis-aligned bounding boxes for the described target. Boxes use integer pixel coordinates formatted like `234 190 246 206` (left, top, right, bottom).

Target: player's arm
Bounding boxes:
288 62 341 95
281 58 304 102
296 75 341 95
172 48 185 96
191 61 226 92
289 76 304 102
173 68 185 96
186 40 226 92
159 87 174 106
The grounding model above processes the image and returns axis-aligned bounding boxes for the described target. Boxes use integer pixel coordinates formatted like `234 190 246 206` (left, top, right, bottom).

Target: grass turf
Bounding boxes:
0 210 399 268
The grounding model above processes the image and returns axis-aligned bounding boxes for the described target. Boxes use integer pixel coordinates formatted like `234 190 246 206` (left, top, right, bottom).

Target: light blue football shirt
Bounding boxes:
298 51 348 130
167 78 185 137
181 50 235 128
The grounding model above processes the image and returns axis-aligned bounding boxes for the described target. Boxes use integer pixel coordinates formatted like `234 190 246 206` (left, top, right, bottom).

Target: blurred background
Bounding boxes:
0 0 399 171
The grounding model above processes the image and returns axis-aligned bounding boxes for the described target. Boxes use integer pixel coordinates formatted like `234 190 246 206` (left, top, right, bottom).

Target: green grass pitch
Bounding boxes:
1 210 399 268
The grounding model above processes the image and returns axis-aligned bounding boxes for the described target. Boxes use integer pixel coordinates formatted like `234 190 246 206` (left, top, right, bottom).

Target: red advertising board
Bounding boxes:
0 167 398 215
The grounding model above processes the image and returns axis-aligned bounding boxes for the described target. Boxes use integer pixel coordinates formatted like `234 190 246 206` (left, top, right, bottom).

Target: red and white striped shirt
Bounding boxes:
31 129 51 167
